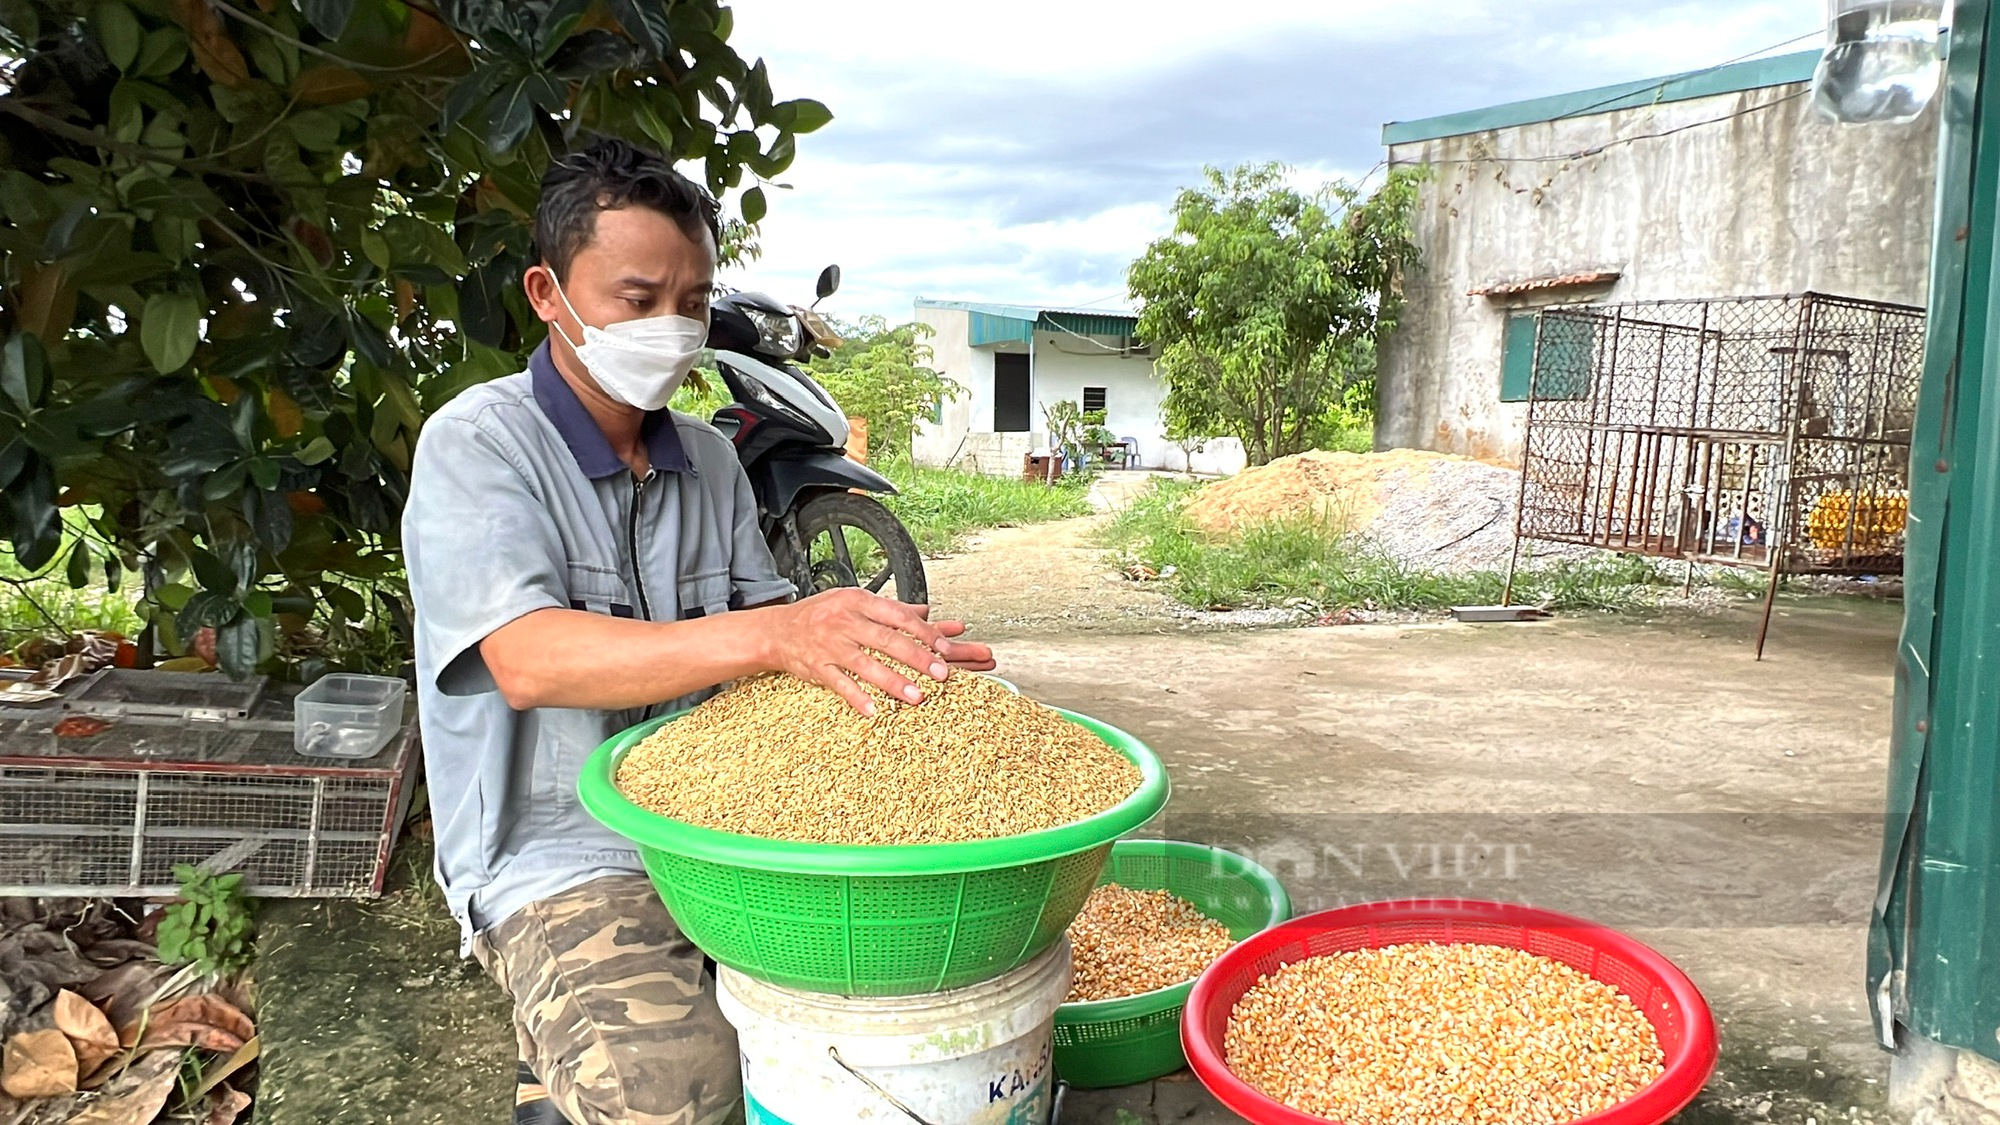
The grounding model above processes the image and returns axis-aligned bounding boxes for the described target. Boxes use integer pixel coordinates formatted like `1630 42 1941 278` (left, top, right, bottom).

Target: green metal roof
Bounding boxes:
968 310 1033 347
1382 49 1822 146
917 299 1141 348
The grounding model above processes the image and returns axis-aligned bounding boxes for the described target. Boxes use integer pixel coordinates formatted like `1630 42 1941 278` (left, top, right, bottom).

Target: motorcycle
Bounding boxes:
705 265 930 605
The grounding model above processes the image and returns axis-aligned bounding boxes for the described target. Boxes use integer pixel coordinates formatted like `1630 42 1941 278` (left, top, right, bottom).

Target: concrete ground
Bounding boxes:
257 513 1901 1124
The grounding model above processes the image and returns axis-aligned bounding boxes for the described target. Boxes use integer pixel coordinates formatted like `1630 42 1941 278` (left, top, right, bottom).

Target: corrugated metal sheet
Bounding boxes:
1382 50 1822 146
968 311 1033 347
1038 312 1139 338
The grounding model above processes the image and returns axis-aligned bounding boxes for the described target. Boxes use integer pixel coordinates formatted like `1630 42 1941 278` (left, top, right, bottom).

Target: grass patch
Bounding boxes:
879 461 1093 555
0 512 144 646
1100 480 1671 614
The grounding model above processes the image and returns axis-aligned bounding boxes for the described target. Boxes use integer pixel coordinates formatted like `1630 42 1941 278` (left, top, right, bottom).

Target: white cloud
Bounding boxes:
719 0 1825 321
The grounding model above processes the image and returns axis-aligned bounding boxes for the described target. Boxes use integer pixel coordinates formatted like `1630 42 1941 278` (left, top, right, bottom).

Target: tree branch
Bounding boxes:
0 99 282 185
210 0 471 74
0 575 72 637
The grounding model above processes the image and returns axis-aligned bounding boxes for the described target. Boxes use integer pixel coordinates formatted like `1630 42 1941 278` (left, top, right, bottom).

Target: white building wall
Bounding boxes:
1376 82 1939 464
909 303 1244 476
911 306 989 466
1024 330 1165 468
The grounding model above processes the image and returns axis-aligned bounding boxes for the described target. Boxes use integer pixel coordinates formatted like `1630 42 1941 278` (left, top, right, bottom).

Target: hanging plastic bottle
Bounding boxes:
1812 0 1946 124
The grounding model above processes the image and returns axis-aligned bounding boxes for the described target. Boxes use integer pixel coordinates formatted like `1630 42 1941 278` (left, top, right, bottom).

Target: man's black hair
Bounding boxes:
534 136 722 279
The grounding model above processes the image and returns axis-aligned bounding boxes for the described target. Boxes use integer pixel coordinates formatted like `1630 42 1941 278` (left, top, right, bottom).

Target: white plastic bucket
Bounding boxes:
718 939 1072 1125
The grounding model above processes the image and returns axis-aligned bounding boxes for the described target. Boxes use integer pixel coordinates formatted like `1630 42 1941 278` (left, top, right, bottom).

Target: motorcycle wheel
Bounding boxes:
771 491 930 605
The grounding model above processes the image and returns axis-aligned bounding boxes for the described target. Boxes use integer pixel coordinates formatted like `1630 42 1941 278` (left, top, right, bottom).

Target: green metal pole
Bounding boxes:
1870 0 2000 1065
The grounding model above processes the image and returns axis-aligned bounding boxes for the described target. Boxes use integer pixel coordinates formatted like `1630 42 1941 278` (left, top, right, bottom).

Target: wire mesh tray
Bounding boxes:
62 669 269 721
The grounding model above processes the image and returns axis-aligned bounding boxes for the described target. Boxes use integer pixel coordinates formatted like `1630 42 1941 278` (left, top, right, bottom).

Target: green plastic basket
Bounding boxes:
1052 840 1291 1089
577 707 1169 996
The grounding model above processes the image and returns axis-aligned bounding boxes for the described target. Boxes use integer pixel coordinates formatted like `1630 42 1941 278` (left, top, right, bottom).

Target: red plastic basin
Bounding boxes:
1181 899 1719 1125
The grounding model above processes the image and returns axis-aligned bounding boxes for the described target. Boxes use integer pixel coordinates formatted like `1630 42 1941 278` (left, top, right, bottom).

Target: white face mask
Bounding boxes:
551 278 707 411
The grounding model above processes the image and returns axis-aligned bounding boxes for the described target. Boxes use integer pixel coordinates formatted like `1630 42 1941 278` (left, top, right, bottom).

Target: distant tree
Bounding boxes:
1129 163 1423 466
809 317 960 463
0 0 826 677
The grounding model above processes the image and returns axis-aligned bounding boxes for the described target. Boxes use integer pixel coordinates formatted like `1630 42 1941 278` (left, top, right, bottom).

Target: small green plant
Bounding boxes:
155 865 255 978
1043 401 1117 471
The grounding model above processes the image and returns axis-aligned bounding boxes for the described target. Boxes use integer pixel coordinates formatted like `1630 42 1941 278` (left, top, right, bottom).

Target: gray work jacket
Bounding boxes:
403 342 795 953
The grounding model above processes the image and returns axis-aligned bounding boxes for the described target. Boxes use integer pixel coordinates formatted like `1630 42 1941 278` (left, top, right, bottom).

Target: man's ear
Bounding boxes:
522 262 562 325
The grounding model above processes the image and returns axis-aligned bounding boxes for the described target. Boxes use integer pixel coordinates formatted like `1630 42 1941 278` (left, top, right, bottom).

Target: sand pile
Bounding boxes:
1185 449 1589 573
1186 450 1459 535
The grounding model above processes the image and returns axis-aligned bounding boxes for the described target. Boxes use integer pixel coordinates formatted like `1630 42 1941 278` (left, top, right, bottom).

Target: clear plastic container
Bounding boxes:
1813 0 1945 124
294 674 407 759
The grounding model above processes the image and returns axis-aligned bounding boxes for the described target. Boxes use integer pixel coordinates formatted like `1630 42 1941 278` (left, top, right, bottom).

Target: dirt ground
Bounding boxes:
258 512 1902 1124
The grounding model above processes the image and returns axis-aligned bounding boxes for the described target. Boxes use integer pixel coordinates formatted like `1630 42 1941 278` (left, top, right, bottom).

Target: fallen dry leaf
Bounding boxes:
205 1083 252 1125
82 962 174 1033
67 1049 177 1125
186 1035 258 1102
136 994 254 1053
2 1028 78 1098
55 989 121 1077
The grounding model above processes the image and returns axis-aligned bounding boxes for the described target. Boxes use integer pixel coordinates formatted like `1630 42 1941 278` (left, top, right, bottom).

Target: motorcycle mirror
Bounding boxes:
814 265 841 303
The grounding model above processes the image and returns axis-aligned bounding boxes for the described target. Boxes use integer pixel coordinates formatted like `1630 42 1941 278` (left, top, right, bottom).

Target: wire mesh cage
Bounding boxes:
1514 293 1925 579
0 674 418 898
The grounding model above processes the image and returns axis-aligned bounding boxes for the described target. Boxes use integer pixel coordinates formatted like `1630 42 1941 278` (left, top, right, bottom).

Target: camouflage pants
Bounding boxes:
472 875 744 1125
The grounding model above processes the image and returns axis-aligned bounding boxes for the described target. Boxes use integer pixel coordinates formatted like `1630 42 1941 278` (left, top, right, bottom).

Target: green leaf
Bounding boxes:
65 540 90 589
96 2 142 71
188 547 238 594
747 132 794 179
228 538 259 590
153 581 195 611
132 26 188 77
323 584 366 620
295 435 336 465
246 489 293 553
456 267 508 348
178 590 241 638
533 0 589 64
201 461 249 501
1 331 48 414
485 76 537 153
172 863 198 883
217 613 266 680
104 553 122 594
248 458 280 491
140 291 201 373
441 66 508 132
605 0 671 55
9 457 59 571
299 0 355 40
287 109 343 152
0 436 24 489
361 228 390 270
42 199 95 259
773 98 832 134
739 185 766 225
216 872 244 892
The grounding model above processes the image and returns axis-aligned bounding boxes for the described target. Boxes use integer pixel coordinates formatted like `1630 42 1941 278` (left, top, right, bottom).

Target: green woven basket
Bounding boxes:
1052 840 1291 1088
577 707 1169 996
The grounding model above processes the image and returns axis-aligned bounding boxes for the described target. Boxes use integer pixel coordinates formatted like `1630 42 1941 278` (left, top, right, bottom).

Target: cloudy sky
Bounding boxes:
720 1 1824 321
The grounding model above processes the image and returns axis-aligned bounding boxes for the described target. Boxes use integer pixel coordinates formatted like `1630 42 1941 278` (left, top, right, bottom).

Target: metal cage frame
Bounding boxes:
1505 292 1926 653
0 674 418 898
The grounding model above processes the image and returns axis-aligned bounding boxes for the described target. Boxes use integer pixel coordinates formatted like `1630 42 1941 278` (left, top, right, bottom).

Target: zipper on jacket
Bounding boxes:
630 472 655 721
629 472 654 623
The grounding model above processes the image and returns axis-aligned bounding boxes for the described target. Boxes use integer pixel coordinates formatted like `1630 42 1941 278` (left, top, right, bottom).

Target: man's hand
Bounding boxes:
764 588 996 716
